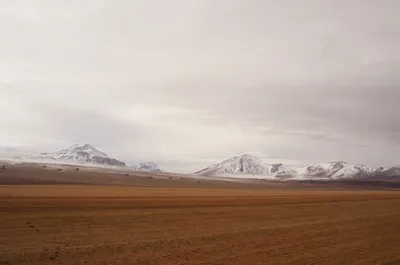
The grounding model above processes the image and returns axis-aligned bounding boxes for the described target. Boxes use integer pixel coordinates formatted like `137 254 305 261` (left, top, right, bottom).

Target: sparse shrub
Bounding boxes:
57 169 62 171
2 165 6 170
76 168 80 171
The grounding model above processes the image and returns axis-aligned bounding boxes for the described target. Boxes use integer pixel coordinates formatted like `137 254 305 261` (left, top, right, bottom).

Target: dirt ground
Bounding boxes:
1 164 399 190
1 184 400 265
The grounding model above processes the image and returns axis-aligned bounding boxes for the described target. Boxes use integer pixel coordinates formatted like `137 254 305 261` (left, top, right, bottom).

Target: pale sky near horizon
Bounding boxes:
1 0 399 172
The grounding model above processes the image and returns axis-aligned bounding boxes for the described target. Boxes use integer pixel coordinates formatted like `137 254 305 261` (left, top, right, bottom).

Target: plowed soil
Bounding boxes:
1 185 400 265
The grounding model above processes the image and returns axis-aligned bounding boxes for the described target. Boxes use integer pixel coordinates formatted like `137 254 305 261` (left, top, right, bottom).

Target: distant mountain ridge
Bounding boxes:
10 146 400 180
297 161 375 180
195 154 388 180
20 144 163 171
23 144 126 167
370 165 400 180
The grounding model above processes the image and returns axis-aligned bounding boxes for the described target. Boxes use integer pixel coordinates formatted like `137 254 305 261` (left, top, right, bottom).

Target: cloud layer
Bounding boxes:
1 0 399 172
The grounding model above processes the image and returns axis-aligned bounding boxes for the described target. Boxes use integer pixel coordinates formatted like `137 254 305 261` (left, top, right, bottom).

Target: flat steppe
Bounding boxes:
0 165 400 264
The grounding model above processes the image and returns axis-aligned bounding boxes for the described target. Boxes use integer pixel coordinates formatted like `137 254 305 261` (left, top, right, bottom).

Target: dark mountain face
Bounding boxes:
90 156 126 167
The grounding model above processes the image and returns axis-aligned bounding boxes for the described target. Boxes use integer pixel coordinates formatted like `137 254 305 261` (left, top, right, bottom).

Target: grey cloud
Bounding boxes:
0 0 400 171
117 83 400 145
32 105 146 148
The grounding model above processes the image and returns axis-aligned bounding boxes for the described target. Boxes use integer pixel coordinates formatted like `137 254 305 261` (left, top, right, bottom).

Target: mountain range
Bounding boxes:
9 145 400 180
195 154 399 180
18 144 163 172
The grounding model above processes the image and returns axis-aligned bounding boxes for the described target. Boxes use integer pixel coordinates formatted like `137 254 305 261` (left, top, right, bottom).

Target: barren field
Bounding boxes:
1 184 400 265
1 164 400 190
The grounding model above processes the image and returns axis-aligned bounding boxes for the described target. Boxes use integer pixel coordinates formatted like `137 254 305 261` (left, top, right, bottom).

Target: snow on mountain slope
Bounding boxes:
269 163 298 179
194 154 296 179
195 154 269 176
371 166 400 178
130 162 163 172
26 144 126 167
195 155 375 180
297 161 374 180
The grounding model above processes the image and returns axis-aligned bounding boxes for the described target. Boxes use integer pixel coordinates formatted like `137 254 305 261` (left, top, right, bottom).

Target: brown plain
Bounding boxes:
0 167 400 264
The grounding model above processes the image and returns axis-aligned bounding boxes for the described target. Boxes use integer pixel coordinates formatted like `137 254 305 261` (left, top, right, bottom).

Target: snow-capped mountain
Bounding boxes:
384 166 400 176
194 154 296 179
297 161 375 180
195 155 375 180
269 163 298 179
130 162 163 172
26 144 126 167
370 166 400 179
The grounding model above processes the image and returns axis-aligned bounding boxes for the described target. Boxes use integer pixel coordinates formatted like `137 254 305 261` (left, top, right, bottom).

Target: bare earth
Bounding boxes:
0 166 400 264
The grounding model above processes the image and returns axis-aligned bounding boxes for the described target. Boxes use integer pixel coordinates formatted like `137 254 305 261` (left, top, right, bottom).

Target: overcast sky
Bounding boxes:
1 0 399 172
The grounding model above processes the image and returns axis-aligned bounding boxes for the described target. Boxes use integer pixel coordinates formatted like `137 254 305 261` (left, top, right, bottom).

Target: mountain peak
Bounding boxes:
195 154 273 177
30 144 126 167
71 144 96 150
231 153 263 163
237 153 258 158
